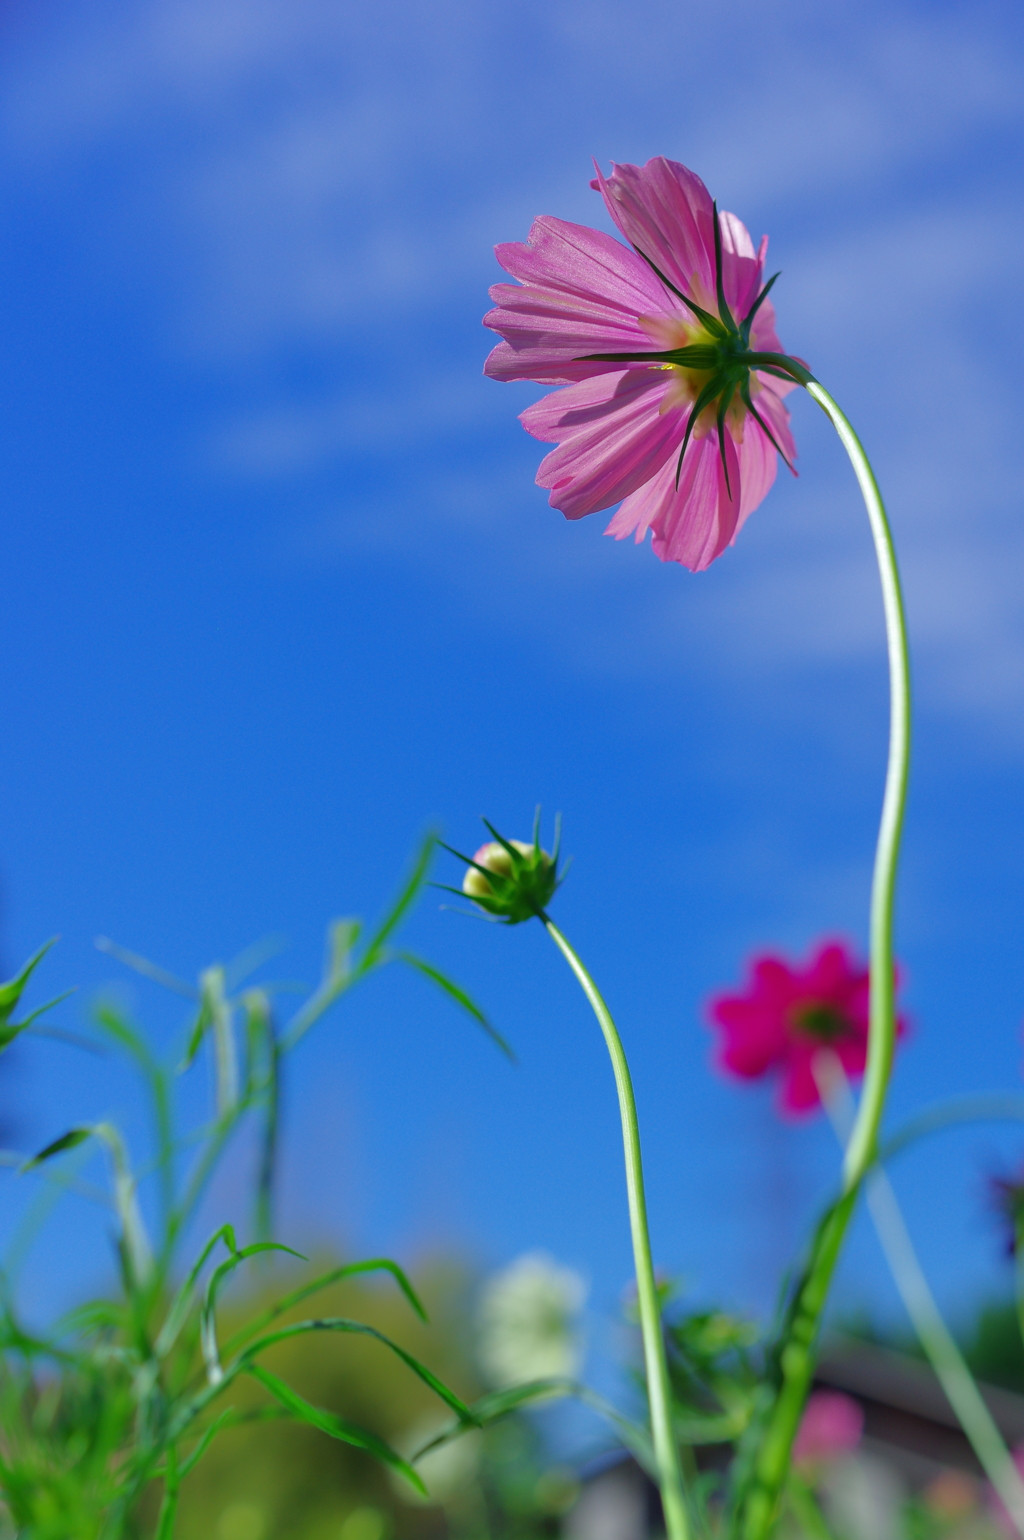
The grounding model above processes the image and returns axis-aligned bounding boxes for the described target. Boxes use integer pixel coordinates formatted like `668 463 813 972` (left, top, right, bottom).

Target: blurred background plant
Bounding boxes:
8 890 1024 1539
0 841 536 1539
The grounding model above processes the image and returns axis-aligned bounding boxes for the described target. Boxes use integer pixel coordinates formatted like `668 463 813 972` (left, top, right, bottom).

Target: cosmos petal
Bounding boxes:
483 156 802 571
523 370 685 521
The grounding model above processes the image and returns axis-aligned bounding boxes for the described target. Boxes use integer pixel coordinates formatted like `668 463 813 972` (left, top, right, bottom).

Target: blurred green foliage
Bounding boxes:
166 1258 576 1540
0 841 536 1539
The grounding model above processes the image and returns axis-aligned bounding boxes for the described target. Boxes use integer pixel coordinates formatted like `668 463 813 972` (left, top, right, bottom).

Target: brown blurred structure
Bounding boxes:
565 1335 1024 1540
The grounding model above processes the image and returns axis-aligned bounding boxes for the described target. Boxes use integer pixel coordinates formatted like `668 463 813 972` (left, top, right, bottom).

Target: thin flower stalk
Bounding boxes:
543 916 691 1540
816 1053 1024 1539
737 376 911 1540
484 160 913 1536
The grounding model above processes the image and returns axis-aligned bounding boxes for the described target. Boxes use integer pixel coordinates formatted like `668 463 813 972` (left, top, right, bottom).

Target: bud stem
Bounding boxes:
541 916 691 1540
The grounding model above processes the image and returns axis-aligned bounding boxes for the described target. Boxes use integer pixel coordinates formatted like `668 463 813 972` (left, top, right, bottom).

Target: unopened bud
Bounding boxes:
462 837 557 924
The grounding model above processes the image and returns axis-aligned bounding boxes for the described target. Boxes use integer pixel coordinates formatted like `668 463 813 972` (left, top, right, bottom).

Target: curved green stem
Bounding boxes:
542 916 691 1540
804 382 911 1193
737 380 911 1539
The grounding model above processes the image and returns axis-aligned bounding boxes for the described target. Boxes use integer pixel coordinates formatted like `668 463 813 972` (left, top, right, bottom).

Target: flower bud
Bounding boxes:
462 837 557 924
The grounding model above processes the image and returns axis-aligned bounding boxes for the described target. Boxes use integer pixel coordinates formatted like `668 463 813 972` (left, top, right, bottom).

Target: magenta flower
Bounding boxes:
707 941 907 1115
793 1390 864 1468
483 157 800 572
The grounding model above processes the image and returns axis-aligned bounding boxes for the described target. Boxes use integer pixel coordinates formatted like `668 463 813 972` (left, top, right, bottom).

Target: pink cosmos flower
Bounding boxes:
793 1390 864 1467
707 941 907 1115
988 1446 1024 1537
483 157 801 572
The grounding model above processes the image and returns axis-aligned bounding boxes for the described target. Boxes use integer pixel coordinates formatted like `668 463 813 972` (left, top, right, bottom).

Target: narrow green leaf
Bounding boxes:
21 1127 91 1171
246 1362 427 1494
201 1240 306 1383
240 1316 477 1425
220 1257 427 1357
0 938 59 1026
95 936 197 1000
360 833 435 970
179 995 213 1073
93 1004 158 1073
155 1446 179 1540
0 990 76 1051
397 952 515 1061
201 965 239 1115
175 1409 234 1481
154 1224 238 1360
412 1379 655 1476
327 919 362 981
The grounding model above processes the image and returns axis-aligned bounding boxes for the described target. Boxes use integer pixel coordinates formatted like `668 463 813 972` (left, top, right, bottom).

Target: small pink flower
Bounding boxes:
483 157 800 572
988 1445 1024 1536
707 941 907 1115
793 1391 864 1467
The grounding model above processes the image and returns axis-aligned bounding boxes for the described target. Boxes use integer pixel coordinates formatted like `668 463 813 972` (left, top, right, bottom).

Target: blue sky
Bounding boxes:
3 0 1024 1386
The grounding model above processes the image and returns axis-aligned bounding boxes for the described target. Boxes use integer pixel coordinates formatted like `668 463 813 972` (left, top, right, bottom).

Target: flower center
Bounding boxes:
650 318 752 435
790 1002 854 1042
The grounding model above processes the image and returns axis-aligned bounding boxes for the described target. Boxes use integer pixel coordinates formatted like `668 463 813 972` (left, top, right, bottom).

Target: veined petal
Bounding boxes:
523 371 683 521
607 434 741 572
734 415 779 530
750 383 798 466
653 433 741 569
495 216 666 313
717 211 763 321
484 156 802 573
592 158 717 306
591 158 764 322
484 216 670 384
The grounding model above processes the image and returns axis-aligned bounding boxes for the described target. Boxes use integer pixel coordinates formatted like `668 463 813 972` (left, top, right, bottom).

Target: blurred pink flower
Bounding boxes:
707 941 907 1115
483 156 799 572
793 1390 864 1467
988 1445 1024 1536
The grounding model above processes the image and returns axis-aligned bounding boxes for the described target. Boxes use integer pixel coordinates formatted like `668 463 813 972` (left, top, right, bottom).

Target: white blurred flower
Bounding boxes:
821 1450 907 1540
476 1251 587 1389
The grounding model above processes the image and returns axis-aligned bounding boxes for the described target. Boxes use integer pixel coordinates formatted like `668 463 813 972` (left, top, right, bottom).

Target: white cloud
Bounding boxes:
4 0 1023 746
4 0 1021 349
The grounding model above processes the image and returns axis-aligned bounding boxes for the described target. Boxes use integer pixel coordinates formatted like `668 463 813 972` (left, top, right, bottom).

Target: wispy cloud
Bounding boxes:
4 0 1023 745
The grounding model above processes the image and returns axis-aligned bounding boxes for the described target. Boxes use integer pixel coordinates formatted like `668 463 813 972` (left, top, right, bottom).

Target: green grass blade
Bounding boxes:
239 1317 477 1424
95 1003 176 1239
220 1257 427 1357
154 1224 238 1359
326 918 361 980
0 988 78 1051
397 952 515 1061
175 1409 234 1481
179 995 213 1073
92 1004 158 1072
359 833 435 972
95 936 197 1000
245 1362 427 1494
21 1127 92 1170
412 1379 655 1475
0 938 59 1025
201 1241 305 1383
